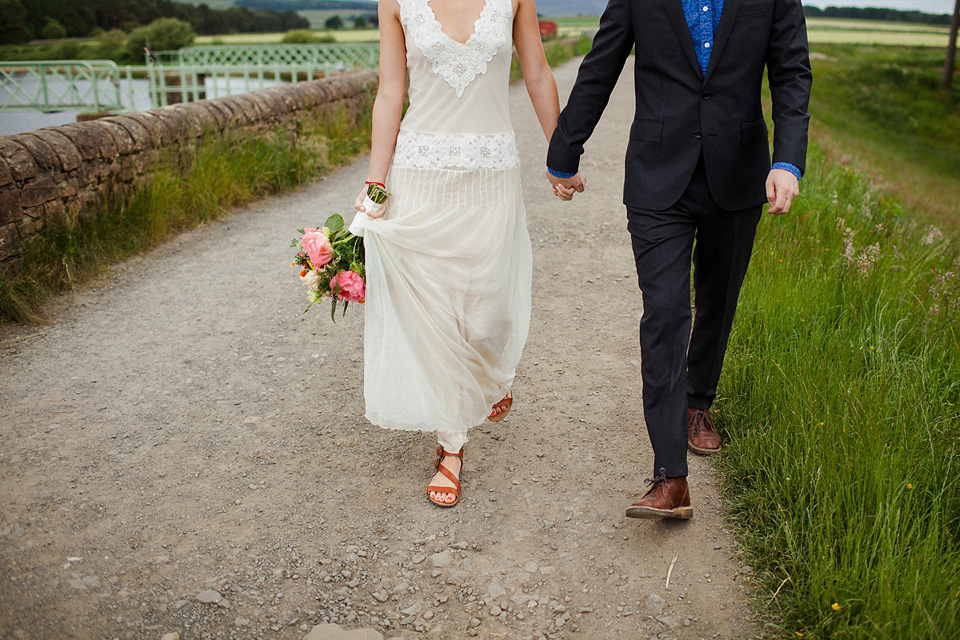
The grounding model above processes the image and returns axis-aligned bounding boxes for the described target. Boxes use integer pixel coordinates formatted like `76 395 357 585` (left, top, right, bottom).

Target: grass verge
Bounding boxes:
716 144 959 638
808 44 960 231
0 104 372 323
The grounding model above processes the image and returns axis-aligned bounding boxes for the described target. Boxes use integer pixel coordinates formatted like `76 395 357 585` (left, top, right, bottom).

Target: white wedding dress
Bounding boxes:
349 0 532 436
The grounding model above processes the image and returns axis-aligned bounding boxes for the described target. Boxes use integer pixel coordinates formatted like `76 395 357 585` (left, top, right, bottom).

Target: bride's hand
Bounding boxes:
354 187 368 214
355 185 389 219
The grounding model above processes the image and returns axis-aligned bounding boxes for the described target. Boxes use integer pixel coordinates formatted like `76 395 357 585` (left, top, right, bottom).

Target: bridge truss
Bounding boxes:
0 43 380 114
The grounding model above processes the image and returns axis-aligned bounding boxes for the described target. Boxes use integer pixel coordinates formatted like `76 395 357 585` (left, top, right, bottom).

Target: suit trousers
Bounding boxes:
627 156 762 478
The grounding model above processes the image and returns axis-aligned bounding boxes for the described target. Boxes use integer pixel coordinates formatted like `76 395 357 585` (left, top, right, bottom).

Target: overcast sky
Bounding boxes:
801 0 953 12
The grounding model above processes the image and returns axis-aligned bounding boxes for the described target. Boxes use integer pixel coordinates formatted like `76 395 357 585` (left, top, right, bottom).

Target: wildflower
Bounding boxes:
796 633 804 637
842 227 856 265
922 226 943 245
857 243 880 275
907 483 913 489
831 602 841 611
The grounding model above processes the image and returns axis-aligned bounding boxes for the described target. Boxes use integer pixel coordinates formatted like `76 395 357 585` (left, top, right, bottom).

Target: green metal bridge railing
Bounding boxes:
0 43 381 114
144 43 381 108
0 60 134 113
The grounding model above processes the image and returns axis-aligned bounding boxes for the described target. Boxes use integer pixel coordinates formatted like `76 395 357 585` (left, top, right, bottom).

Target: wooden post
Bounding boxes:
944 0 960 89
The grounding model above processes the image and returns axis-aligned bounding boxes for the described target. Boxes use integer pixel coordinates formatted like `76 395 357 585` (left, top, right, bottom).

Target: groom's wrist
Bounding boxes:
771 162 802 180
547 167 578 179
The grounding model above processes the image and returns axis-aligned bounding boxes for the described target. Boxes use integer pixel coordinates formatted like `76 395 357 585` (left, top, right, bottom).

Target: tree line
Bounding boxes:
234 0 377 10
802 5 953 26
0 0 310 44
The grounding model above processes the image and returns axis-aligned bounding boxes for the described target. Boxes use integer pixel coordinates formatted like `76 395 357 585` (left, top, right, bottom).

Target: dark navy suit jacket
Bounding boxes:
546 0 813 211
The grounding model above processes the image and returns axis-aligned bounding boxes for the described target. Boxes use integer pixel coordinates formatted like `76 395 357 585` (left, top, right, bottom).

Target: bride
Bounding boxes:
349 0 567 506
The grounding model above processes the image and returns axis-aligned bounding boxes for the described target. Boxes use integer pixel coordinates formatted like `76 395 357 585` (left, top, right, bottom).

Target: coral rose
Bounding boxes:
330 270 365 303
301 228 333 267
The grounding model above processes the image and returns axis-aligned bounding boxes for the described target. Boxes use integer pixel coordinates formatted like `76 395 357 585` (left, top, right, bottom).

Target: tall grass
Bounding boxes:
0 105 372 323
717 146 960 639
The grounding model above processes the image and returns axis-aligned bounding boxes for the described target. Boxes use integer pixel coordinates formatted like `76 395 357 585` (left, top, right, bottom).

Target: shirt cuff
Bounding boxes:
547 167 577 179
772 162 802 180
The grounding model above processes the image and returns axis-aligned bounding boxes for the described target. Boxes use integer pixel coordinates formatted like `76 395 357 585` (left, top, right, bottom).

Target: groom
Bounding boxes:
546 0 811 518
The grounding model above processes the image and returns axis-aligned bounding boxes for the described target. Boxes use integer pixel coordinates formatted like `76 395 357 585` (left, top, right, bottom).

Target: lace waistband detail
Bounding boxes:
393 130 520 170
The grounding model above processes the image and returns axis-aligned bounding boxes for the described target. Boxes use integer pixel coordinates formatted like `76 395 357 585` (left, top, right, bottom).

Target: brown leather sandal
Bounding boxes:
427 446 463 508
488 391 513 422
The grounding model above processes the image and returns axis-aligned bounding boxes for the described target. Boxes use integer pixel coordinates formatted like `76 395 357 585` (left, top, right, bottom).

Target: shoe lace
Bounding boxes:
644 468 668 490
690 409 709 435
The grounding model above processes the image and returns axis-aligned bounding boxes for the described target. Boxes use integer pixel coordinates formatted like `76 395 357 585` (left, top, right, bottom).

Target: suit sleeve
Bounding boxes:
546 0 635 174
766 0 812 174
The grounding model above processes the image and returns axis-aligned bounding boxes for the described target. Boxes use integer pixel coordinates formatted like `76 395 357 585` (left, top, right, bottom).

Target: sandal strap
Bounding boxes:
434 446 463 470
432 462 461 493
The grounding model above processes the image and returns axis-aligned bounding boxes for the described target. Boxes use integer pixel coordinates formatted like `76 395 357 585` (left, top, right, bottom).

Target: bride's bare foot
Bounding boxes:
427 448 463 507
489 390 513 422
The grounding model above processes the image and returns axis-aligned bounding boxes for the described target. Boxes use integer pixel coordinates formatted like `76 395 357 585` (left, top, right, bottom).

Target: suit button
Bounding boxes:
694 130 703 139
702 91 711 100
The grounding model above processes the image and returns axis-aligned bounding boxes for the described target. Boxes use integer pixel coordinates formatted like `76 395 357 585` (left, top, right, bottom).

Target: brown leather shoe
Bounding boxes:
688 408 721 455
625 468 693 519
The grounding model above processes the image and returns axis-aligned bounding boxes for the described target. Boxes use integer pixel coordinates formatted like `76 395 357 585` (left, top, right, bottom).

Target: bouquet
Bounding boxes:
291 214 365 321
362 182 391 218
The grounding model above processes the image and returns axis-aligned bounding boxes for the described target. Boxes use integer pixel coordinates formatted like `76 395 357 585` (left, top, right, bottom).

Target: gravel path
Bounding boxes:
0 59 755 640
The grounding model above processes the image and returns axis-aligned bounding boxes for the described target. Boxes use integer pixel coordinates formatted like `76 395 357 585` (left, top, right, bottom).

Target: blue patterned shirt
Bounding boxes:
548 0 802 180
683 0 723 75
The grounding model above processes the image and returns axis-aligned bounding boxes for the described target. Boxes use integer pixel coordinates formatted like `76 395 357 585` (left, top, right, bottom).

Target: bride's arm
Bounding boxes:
513 0 560 142
366 0 406 185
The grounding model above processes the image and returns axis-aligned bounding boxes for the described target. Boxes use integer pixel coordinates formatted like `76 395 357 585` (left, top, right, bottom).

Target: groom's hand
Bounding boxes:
765 169 800 215
546 170 587 202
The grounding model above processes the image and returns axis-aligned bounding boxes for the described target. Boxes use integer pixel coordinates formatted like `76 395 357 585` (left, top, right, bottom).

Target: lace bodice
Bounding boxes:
394 0 519 170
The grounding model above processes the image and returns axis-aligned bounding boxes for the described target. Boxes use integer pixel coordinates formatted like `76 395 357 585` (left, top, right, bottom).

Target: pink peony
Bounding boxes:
329 270 365 303
301 228 333 267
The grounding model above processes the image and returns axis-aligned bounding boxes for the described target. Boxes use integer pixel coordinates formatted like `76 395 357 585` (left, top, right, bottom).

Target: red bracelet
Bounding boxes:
365 180 385 187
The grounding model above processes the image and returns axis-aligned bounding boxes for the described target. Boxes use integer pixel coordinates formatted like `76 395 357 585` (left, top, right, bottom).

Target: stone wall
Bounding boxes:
0 70 378 267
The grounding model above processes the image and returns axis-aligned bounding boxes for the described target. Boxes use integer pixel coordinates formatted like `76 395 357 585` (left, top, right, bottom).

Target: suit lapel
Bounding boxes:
662 0 703 80
704 0 742 82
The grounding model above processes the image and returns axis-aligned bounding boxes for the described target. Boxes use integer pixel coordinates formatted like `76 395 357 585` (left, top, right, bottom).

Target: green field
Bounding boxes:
194 28 381 45
808 44 960 229
546 15 951 46
807 18 950 46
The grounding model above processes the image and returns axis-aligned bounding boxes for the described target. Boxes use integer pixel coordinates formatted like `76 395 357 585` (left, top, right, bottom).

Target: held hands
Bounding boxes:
765 169 799 215
546 170 588 202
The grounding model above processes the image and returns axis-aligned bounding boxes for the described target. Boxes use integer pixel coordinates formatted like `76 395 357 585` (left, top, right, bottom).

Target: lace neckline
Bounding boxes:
402 0 511 97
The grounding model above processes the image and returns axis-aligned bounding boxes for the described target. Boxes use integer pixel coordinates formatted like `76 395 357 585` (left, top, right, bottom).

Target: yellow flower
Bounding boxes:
907 483 913 489
796 633 804 637
818 422 825 427
831 602 841 611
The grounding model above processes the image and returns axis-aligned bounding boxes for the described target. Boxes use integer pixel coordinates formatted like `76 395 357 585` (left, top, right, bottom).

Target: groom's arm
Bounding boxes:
766 0 812 175
546 0 635 174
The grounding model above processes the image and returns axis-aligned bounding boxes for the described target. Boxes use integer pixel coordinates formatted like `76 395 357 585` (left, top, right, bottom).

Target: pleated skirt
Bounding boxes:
350 164 532 433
